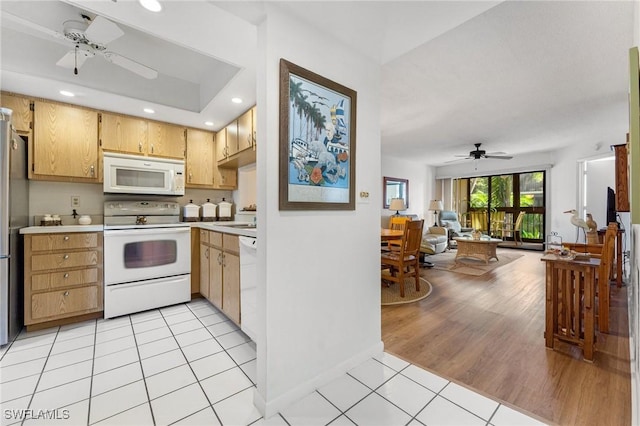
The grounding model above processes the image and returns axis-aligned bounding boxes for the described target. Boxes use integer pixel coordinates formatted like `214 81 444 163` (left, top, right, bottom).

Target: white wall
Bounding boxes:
254 4 382 417
584 156 615 229
381 156 434 227
233 163 257 211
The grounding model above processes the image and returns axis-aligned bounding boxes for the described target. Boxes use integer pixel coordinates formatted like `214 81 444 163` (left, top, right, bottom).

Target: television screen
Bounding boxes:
607 186 617 225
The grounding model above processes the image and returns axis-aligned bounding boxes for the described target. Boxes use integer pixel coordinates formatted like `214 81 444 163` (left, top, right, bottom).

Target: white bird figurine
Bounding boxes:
564 209 589 242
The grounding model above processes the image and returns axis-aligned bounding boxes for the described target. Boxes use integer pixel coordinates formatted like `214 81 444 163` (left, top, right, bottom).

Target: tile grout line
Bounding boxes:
126 313 156 426
85 319 98 426
158 305 225 426
21 325 61 426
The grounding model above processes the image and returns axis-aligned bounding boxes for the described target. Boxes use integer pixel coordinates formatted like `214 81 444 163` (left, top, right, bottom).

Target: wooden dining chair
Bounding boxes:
381 219 424 297
596 222 617 333
386 216 411 251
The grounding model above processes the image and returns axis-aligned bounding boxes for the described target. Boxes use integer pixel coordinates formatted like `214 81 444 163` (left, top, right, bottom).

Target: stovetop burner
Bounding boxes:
104 200 184 229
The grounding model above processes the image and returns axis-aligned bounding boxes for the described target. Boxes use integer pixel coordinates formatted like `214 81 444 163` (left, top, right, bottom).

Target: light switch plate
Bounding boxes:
358 190 370 204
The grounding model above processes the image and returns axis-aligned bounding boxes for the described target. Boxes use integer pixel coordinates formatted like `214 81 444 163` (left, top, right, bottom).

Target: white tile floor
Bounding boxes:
0 299 547 426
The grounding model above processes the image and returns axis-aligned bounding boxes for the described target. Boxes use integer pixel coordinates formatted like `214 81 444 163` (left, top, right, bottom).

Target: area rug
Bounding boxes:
381 276 432 305
427 250 523 276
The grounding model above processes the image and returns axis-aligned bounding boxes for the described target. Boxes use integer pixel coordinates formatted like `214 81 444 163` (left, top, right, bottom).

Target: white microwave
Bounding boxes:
103 152 185 196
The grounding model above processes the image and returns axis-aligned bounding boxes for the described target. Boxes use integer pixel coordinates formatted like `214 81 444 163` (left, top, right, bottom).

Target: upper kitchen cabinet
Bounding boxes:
32 100 99 182
217 120 238 162
100 113 148 155
215 127 228 164
237 106 255 152
217 106 257 169
148 121 186 159
1 93 32 134
186 128 215 187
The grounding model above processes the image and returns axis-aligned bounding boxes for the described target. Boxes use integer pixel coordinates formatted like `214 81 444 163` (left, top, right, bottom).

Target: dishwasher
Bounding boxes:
239 236 257 341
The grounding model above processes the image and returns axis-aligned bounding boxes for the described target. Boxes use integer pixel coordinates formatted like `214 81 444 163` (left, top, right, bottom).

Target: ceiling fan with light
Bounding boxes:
450 143 513 161
5 11 158 79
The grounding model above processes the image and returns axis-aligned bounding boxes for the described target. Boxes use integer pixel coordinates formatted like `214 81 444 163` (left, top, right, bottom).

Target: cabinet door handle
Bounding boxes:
205 248 209 259
90 165 95 177
222 253 226 267
139 142 143 152
217 252 222 265
63 254 69 260
63 291 69 296
63 236 70 241
189 172 192 182
64 273 69 278
151 144 154 154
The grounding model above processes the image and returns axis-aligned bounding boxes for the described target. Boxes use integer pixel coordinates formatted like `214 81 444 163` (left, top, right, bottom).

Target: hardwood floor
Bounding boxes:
382 249 631 425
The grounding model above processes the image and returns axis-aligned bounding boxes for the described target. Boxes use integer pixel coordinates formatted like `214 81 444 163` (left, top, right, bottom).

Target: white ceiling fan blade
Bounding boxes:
56 50 90 69
85 16 124 45
484 155 513 160
2 11 68 44
103 52 158 79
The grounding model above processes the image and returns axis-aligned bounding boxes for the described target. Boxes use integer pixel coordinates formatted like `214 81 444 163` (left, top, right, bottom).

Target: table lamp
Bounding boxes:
389 198 406 216
429 200 443 226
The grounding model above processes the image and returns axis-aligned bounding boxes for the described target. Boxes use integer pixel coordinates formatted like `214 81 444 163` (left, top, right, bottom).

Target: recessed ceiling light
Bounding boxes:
204 121 214 127
231 98 243 104
59 90 75 97
139 0 162 12
143 108 155 114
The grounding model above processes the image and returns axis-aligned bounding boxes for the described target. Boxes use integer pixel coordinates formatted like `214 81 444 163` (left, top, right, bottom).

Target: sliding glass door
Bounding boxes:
456 171 545 244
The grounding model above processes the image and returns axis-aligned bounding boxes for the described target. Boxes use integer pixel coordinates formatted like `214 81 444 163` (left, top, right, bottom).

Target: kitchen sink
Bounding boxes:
225 223 257 229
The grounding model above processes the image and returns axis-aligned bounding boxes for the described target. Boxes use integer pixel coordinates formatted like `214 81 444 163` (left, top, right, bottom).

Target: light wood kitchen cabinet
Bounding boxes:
24 232 103 329
100 113 185 159
1 93 32 133
148 121 186 159
198 229 241 325
186 128 215 187
215 167 237 189
32 100 99 181
100 112 148 155
226 120 239 157
216 120 239 161
215 127 227 163
237 107 255 152
218 106 256 169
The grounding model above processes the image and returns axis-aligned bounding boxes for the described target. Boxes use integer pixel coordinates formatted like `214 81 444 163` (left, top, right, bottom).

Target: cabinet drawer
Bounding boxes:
31 251 99 271
200 229 209 244
210 231 223 247
31 268 99 291
223 234 239 253
31 286 100 321
31 233 99 252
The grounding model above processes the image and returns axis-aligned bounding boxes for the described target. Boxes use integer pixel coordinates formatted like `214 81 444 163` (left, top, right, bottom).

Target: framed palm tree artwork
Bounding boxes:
279 58 357 210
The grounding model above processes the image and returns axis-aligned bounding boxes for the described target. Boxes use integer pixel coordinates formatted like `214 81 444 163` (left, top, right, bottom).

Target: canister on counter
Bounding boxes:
217 198 233 221
201 199 217 222
182 200 200 222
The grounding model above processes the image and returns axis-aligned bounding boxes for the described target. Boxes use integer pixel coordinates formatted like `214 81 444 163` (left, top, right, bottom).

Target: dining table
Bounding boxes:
381 228 403 241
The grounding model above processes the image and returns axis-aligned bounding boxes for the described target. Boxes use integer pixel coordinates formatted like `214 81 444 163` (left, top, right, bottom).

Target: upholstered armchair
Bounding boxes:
438 210 473 239
420 226 448 256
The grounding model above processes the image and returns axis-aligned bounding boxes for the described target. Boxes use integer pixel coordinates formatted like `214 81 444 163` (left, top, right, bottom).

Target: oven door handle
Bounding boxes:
104 227 190 236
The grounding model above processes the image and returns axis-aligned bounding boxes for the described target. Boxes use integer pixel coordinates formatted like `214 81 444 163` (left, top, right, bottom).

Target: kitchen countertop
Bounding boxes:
20 225 105 234
190 221 257 238
19 222 257 238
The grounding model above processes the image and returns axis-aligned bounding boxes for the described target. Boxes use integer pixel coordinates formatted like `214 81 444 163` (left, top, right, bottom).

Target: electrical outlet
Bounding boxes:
71 196 80 207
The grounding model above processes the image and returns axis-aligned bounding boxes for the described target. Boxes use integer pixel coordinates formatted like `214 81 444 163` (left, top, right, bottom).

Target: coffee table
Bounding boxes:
453 237 502 264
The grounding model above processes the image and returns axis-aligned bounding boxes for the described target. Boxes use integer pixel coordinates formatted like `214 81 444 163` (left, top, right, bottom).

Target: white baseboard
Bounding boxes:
253 340 384 419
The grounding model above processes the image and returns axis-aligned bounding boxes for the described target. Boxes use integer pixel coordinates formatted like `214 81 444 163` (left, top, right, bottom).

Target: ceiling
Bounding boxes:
0 1 635 167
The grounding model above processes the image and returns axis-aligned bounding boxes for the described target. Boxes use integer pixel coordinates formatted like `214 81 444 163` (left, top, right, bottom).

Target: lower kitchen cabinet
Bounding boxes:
24 232 103 329
198 229 241 325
